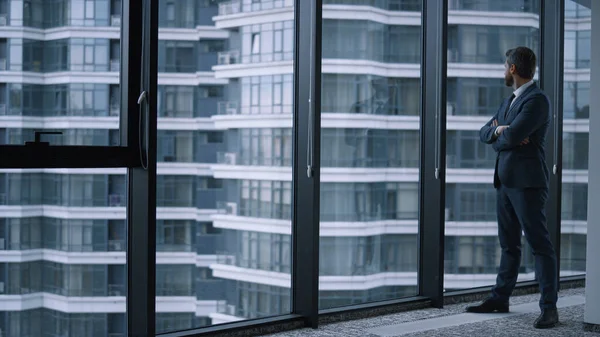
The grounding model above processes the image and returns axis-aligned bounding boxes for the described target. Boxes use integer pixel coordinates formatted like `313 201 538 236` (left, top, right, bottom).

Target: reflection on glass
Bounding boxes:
0 170 127 336
155 0 294 333
0 1 121 146
444 0 541 292
0 0 128 335
318 2 422 310
560 0 590 276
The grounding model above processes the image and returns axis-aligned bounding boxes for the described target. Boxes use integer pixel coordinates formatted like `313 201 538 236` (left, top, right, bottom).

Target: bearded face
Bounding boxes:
504 62 514 87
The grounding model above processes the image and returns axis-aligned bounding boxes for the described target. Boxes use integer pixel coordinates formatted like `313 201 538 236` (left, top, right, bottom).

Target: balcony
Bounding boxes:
159 109 193 118
111 15 121 27
217 0 293 16
217 152 238 165
217 152 292 167
217 50 240 65
157 242 193 253
216 201 239 216
110 104 120 116
214 201 291 220
108 284 125 297
110 60 120 72
216 301 239 316
218 1 241 16
108 194 126 207
448 0 539 13
108 239 125 252
217 101 239 115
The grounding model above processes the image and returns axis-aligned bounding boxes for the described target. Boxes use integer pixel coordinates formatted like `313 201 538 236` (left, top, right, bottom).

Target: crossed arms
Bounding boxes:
479 94 549 152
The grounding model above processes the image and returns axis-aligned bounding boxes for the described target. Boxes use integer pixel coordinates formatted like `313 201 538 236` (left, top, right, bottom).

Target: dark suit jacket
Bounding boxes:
479 83 551 189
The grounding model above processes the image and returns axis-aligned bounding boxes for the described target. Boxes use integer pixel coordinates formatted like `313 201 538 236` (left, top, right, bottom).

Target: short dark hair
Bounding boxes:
505 47 537 79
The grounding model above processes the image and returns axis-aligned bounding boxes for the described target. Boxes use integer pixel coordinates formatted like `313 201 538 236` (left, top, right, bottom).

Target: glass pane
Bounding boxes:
318 2 422 310
444 0 540 292
560 0 590 276
0 1 121 146
0 170 127 336
155 0 294 333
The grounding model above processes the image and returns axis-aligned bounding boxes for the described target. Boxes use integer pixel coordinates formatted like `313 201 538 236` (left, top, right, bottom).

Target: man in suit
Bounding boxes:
465 47 559 329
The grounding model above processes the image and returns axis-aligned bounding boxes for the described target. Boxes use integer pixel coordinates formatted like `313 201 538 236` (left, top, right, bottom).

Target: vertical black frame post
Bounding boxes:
292 0 322 329
539 0 564 280
127 0 158 335
419 0 448 308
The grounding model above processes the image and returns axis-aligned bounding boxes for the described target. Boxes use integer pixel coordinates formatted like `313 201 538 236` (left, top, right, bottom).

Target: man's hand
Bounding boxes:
496 125 509 135
520 137 530 146
492 120 509 135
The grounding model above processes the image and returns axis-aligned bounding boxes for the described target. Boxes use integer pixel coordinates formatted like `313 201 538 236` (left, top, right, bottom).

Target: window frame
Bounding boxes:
0 0 582 335
0 0 142 169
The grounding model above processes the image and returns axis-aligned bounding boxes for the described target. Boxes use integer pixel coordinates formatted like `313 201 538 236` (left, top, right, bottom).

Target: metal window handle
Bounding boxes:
25 131 63 146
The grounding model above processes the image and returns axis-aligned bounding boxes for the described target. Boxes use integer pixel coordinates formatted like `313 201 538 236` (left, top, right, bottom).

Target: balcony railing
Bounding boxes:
156 243 193 252
216 153 291 167
448 0 539 12
111 15 121 27
156 285 193 297
217 152 237 165
108 194 126 207
216 201 238 215
216 301 238 316
108 284 125 296
160 109 193 118
110 104 120 116
108 239 125 252
110 60 120 72
218 0 293 15
216 252 291 274
218 1 241 15
324 0 420 11
0 104 6 116
217 50 240 65
0 14 7 26
217 101 239 115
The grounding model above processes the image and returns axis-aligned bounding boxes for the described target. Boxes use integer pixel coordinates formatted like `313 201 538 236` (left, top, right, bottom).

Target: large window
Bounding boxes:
0 174 127 334
318 1 422 310
561 0 591 277
154 2 295 333
444 0 541 291
0 0 591 336
221 128 293 167
239 21 294 63
321 21 420 63
238 75 293 115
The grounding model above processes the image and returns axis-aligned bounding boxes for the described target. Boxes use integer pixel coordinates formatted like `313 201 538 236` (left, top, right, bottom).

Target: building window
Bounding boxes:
157 220 193 252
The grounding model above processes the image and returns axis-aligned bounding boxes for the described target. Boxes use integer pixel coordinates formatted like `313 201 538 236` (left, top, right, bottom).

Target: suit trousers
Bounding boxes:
491 185 558 310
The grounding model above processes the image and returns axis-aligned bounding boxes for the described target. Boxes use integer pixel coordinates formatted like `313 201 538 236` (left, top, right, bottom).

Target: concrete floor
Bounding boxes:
262 288 597 337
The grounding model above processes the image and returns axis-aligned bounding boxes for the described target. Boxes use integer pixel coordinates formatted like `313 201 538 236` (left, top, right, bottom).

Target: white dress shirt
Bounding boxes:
510 80 535 107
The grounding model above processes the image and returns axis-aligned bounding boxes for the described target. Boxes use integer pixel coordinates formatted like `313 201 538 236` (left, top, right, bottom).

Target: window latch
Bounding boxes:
25 131 63 147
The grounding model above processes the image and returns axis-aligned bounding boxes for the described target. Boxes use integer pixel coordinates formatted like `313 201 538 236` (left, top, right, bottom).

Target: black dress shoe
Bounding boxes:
534 308 559 329
465 299 509 313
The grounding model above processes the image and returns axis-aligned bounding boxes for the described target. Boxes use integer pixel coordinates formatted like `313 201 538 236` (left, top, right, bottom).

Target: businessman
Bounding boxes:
465 47 559 329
